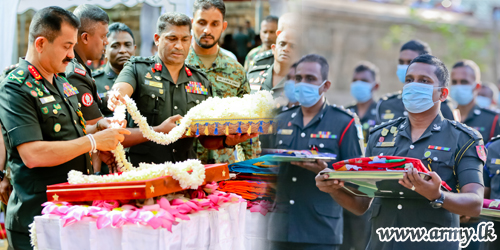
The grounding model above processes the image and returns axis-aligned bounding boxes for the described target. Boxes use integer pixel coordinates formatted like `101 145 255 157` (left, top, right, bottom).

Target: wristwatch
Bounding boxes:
430 191 445 209
222 137 235 149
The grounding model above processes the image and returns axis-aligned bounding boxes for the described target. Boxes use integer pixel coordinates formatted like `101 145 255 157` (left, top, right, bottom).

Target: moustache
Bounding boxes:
200 34 215 40
62 57 72 63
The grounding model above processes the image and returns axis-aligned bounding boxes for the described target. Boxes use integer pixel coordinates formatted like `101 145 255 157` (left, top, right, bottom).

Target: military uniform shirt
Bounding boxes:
0 59 90 234
116 55 211 166
93 63 118 117
484 136 500 199
375 91 454 124
365 114 485 250
185 47 257 164
244 45 265 72
268 104 364 245
347 101 378 144
461 105 500 143
65 52 102 120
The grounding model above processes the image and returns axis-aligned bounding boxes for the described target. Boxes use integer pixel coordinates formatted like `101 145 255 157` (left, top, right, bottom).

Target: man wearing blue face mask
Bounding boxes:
347 61 379 144
269 54 364 250
376 40 455 124
450 60 500 143
316 54 486 250
476 84 495 109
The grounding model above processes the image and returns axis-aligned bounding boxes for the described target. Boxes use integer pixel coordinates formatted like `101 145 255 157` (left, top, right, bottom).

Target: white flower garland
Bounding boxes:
29 221 38 250
68 159 205 189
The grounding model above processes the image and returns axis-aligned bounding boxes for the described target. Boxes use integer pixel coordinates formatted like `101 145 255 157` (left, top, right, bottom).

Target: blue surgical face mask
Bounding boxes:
350 80 373 103
449 85 474 106
402 82 440 113
476 95 492 109
397 65 409 84
294 81 326 108
284 80 298 103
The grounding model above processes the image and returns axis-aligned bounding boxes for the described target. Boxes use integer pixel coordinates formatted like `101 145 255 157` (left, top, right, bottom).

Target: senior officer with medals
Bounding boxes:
0 7 129 249
108 12 255 166
94 22 136 117
316 54 485 250
186 0 255 164
269 54 364 250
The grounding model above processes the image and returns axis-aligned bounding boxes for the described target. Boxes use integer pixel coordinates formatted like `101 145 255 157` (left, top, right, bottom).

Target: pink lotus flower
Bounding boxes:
92 200 120 210
248 200 273 216
41 202 71 216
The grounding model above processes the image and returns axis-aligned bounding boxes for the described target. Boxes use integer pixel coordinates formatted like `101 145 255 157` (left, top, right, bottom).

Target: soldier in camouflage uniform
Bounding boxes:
243 15 278 71
187 0 258 164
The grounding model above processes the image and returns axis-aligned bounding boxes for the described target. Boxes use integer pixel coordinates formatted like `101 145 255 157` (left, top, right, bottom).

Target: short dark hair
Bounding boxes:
408 54 449 87
263 15 279 25
157 12 192 35
400 39 432 55
291 62 299 70
193 0 226 20
452 59 481 83
297 54 329 81
29 6 80 44
354 61 380 82
73 4 109 35
107 22 135 43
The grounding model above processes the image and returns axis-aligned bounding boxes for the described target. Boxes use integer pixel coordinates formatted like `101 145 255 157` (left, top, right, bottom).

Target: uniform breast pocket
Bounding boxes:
40 107 67 139
308 138 338 154
369 146 398 157
276 135 293 149
186 93 206 110
138 86 165 115
422 150 454 177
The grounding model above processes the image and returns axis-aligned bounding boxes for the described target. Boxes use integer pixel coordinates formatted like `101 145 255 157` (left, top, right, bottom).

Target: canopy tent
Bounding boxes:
0 0 192 71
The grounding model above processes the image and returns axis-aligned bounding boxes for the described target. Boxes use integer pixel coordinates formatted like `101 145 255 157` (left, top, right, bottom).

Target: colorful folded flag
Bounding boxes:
228 157 279 175
332 156 452 191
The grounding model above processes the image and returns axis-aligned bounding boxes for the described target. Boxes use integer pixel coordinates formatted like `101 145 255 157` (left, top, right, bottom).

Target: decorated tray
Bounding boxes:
46 163 229 202
185 118 276 136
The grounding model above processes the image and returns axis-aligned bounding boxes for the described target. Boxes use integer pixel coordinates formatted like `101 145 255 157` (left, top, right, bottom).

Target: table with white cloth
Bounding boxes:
33 202 247 250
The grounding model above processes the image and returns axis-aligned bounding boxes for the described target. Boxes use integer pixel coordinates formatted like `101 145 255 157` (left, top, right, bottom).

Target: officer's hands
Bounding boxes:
93 128 131 151
315 173 345 194
224 133 258 146
154 115 183 134
98 118 126 130
98 151 120 174
107 91 126 111
399 167 442 201
0 176 12 205
291 159 328 174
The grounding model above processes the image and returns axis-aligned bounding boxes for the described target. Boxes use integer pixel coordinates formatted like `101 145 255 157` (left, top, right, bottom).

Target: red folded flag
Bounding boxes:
332 156 452 191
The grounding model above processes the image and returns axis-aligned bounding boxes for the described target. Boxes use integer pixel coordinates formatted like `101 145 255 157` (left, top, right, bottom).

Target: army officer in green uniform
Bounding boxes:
108 12 255 166
376 40 455 123
0 7 129 249
243 15 278 71
483 135 500 249
317 54 485 250
94 22 136 117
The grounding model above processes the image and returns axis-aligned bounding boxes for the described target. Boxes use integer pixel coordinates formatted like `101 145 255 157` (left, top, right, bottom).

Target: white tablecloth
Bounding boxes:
34 202 247 250
244 211 271 250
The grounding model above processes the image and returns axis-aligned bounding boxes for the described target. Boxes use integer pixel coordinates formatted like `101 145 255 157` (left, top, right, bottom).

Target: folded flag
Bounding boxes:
218 180 274 201
229 157 279 175
483 199 500 210
332 156 452 191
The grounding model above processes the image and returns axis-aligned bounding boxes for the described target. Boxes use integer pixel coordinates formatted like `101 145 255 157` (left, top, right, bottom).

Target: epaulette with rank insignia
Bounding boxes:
489 134 500 144
332 104 356 118
248 64 270 73
6 68 29 86
449 120 482 140
254 50 273 62
129 56 155 64
369 117 405 134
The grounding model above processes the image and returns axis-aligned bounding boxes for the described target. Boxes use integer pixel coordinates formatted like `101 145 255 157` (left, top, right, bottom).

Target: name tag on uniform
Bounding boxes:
278 129 293 135
376 142 395 147
145 80 163 88
39 95 55 104
216 76 241 88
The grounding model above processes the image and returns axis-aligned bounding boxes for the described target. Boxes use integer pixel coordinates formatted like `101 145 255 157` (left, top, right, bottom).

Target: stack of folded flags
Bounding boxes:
217 157 278 210
483 199 500 210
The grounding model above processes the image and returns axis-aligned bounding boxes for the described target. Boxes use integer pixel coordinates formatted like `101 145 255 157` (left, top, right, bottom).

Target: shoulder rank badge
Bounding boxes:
74 67 86 76
185 67 192 77
155 63 162 71
185 81 208 95
28 65 42 80
476 145 487 162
